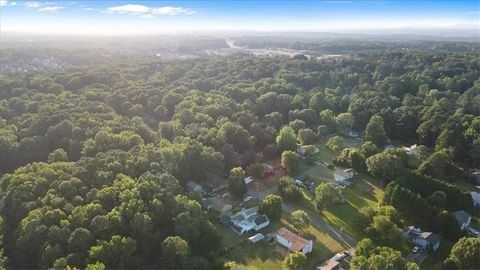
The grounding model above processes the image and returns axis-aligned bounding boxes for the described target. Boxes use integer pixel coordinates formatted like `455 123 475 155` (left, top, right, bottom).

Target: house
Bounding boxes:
230 207 270 234
403 144 419 157
244 176 254 184
452 210 472 230
263 163 274 176
275 227 313 255
203 197 232 214
473 169 480 184
471 192 480 207
334 168 356 183
186 181 206 195
403 226 440 251
297 145 320 157
248 233 265 244
317 260 340 270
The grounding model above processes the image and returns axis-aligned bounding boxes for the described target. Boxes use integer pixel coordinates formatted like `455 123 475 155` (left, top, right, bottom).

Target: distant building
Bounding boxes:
203 197 232 214
297 145 320 157
452 210 472 230
317 260 340 270
334 168 356 183
275 227 313 255
244 176 254 184
186 181 206 195
471 192 480 208
263 163 274 176
403 226 440 251
403 144 419 157
472 169 480 184
230 207 270 234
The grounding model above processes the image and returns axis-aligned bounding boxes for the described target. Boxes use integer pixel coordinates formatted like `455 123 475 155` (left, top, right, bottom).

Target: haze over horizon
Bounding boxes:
1 0 479 36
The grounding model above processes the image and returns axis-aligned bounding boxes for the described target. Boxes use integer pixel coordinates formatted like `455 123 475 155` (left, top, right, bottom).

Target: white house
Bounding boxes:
275 227 313 255
403 144 419 157
452 210 472 230
403 226 440 251
297 145 320 157
334 168 356 183
230 207 270 234
471 192 480 207
186 181 206 195
244 176 254 184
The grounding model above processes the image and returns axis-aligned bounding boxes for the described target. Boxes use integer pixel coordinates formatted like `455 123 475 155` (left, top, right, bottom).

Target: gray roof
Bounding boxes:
253 214 269 226
424 232 440 246
452 210 471 225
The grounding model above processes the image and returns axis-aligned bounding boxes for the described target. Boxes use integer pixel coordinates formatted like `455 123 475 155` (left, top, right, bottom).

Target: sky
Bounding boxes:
0 0 479 35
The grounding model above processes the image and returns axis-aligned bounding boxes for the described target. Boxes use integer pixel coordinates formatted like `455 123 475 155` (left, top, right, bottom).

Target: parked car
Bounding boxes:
412 246 420 254
295 179 305 188
466 227 479 237
243 196 253 203
342 251 352 261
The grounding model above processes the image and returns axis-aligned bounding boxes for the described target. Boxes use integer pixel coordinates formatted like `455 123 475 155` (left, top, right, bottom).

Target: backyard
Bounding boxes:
218 212 347 269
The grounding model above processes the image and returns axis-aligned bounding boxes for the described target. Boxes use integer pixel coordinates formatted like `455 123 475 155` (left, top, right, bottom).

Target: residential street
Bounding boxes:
247 181 358 248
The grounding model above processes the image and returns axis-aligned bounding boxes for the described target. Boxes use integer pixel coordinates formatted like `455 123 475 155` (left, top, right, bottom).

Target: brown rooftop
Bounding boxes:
276 227 310 252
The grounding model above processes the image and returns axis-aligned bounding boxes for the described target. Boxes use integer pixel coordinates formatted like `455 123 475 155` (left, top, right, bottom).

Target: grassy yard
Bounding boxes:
320 174 384 240
218 212 346 269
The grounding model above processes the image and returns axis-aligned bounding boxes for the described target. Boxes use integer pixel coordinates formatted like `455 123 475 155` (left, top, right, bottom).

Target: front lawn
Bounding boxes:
321 174 384 240
218 212 346 269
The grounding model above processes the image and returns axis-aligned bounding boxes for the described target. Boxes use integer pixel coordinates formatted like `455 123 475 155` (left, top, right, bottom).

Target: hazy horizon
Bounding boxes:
1 0 479 36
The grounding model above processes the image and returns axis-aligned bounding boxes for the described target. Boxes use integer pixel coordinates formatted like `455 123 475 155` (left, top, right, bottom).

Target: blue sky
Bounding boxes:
0 1 478 34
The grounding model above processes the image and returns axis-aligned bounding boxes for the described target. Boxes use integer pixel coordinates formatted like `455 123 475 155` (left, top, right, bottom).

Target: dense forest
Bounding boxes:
0 38 479 269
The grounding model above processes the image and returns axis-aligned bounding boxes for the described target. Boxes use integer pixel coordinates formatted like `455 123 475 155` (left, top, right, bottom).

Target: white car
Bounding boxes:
412 246 420 254
243 196 253 203
466 227 479 237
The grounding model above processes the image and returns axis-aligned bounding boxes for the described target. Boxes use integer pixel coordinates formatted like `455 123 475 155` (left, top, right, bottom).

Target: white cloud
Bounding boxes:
151 7 195 15
24 1 41 8
1 0 16 7
83 7 98 11
105 4 195 16
38 5 63 12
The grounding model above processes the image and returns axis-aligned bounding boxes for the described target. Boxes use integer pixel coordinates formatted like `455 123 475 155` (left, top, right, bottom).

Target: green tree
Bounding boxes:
88 235 140 269
282 252 307 270
365 115 387 147
444 237 480 269
366 152 404 183
326 136 345 153
281 151 300 175
366 215 403 249
48 148 69 162
161 236 190 267
298 128 316 145
314 183 342 210
335 112 354 134
228 167 247 198
276 126 297 151
291 210 310 232
259 195 283 220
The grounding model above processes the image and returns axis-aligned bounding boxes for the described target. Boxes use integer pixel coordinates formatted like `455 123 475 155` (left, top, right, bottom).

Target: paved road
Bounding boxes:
247 181 358 248
282 202 358 247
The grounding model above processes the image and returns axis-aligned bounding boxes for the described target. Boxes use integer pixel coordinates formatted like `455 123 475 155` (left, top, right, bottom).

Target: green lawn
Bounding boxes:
218 212 346 269
321 174 384 240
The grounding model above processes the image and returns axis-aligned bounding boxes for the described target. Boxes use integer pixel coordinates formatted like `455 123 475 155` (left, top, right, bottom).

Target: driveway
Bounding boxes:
247 183 358 248
282 203 358 247
405 251 428 265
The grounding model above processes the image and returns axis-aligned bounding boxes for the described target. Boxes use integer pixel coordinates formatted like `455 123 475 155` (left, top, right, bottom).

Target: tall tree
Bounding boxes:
365 115 387 147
